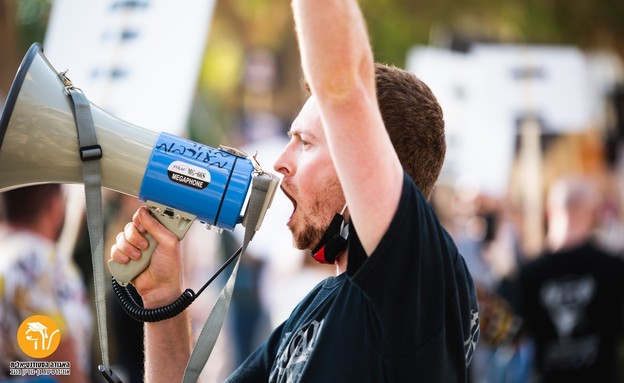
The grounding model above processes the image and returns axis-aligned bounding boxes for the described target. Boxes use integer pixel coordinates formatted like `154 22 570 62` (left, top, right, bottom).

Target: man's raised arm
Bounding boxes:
292 0 404 255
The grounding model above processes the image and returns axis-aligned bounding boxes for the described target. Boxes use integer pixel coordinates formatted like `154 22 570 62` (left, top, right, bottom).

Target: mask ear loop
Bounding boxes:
340 203 348 216
339 203 349 236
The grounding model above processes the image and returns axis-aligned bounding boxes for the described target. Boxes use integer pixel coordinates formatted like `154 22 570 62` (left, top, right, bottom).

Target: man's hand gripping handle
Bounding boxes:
108 201 196 287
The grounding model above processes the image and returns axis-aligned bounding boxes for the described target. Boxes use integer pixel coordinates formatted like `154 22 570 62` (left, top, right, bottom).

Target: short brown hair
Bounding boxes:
374 63 445 199
2 184 63 225
302 63 446 199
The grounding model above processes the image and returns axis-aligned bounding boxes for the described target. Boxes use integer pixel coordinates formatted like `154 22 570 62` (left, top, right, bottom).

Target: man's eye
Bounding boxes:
298 136 311 148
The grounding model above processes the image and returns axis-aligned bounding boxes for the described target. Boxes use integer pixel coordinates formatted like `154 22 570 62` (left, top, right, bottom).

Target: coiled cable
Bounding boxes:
112 245 243 322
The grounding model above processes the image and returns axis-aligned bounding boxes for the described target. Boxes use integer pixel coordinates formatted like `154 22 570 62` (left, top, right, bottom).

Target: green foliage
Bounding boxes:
359 0 624 67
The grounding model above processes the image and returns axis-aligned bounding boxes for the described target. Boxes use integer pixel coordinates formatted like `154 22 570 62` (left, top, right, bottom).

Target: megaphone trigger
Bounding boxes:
108 201 196 287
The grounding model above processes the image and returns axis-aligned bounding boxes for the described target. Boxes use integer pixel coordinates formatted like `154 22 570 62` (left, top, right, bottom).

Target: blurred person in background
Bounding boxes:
0 184 93 383
513 175 624 382
110 0 480 381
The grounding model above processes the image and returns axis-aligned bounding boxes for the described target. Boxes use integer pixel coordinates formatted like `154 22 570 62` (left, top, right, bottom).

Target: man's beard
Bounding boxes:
293 219 325 252
292 203 328 251
287 177 344 252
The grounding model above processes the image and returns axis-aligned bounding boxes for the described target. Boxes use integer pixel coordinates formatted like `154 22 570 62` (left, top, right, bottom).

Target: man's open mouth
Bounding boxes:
281 185 297 222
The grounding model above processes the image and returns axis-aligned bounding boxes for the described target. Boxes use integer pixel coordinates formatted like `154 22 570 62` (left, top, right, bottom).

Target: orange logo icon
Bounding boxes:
16 315 61 358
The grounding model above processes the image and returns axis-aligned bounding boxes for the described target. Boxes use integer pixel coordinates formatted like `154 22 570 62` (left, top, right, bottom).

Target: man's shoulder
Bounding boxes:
390 172 435 224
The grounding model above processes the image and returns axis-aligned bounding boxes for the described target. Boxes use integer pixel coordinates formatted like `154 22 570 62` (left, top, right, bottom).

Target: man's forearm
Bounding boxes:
292 0 374 97
144 310 193 383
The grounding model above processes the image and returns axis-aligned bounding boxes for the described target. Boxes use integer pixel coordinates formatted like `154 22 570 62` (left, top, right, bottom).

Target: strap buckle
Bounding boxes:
80 144 103 161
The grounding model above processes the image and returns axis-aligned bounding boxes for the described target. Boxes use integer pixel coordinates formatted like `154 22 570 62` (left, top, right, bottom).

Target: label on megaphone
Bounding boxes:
138 132 255 231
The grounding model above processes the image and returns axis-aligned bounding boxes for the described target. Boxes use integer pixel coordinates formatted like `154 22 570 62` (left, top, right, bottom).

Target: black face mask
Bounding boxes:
310 213 349 264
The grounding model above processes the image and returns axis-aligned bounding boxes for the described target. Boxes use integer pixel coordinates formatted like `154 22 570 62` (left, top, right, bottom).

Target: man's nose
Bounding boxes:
273 147 292 176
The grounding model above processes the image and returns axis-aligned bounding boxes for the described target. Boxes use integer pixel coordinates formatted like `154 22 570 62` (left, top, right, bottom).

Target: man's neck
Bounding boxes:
335 250 347 275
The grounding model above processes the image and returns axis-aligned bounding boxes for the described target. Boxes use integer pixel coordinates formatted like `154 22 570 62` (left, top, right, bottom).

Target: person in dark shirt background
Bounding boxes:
515 175 624 382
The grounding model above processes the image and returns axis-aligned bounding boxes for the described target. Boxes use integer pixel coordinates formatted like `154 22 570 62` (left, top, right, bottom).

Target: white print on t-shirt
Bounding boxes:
540 275 595 338
464 309 480 366
539 275 599 370
269 319 325 383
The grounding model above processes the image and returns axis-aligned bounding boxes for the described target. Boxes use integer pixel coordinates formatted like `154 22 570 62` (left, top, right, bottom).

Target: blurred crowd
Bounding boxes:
430 140 624 382
2 43 624 383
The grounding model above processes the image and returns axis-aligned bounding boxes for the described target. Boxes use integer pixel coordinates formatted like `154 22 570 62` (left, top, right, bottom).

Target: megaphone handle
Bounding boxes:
108 231 158 287
108 201 196 286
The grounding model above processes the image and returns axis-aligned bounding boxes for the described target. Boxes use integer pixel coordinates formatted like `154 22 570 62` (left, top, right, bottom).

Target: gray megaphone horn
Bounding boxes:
0 43 279 286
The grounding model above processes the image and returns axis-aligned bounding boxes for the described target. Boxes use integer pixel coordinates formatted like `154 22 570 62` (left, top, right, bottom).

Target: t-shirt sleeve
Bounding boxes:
347 172 479 365
226 321 286 382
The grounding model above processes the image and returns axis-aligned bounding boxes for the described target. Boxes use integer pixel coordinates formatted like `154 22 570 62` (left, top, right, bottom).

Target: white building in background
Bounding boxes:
407 43 623 198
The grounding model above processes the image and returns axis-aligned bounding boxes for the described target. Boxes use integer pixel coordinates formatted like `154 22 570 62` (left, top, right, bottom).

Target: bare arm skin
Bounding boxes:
292 0 404 256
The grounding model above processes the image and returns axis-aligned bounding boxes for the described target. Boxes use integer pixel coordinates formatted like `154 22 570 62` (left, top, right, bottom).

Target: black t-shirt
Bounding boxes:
226 173 480 382
518 241 624 383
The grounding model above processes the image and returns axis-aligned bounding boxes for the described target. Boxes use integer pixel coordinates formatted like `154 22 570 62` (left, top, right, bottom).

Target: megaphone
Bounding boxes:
0 43 279 285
